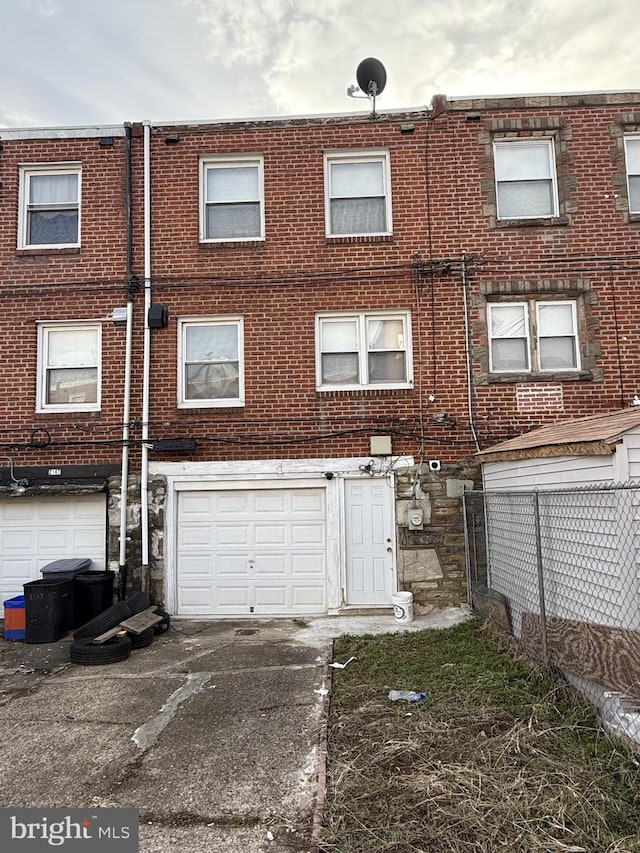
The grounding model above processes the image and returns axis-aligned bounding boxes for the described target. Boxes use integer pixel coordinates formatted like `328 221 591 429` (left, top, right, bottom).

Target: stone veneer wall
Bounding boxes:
111 463 482 611
395 459 482 613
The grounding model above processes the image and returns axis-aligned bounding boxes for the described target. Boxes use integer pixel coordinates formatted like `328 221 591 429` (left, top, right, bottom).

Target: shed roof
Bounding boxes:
476 407 640 463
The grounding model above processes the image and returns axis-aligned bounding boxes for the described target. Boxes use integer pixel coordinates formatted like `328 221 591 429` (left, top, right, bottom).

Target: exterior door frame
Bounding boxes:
156 458 408 616
341 474 397 608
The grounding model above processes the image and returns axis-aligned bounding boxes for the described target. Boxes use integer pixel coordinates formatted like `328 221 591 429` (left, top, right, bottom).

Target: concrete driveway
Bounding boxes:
0 607 471 852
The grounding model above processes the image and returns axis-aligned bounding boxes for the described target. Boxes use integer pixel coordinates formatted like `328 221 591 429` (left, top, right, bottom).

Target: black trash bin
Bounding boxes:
24 578 73 643
74 571 116 627
40 558 92 628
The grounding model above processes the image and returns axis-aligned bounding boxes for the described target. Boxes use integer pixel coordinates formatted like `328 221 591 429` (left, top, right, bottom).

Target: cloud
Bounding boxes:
2 0 640 128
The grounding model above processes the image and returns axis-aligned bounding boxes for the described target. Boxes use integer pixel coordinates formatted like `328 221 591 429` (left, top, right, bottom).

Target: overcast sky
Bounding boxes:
2 0 639 128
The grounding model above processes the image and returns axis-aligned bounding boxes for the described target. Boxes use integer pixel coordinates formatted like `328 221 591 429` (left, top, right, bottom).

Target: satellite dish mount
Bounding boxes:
347 57 387 117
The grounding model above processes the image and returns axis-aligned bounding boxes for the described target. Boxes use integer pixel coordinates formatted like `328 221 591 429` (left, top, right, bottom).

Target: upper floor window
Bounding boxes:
488 300 579 373
200 157 264 242
37 322 100 412
178 317 244 407
19 164 81 249
324 150 391 237
494 140 558 220
316 311 411 390
624 136 640 214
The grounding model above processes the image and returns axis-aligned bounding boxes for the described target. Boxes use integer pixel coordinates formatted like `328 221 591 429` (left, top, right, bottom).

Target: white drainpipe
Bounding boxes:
118 299 134 570
141 121 152 588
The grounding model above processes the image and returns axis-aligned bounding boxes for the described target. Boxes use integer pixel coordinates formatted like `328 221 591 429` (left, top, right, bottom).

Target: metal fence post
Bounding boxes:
532 491 549 667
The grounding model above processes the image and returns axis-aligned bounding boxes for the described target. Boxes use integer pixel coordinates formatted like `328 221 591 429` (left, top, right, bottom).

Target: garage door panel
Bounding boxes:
291 554 325 577
291 523 324 545
255 524 286 546
292 585 326 607
217 525 250 546
0 495 106 602
214 556 251 576
177 487 327 616
179 555 212 577
254 492 286 513
291 492 324 513
254 555 287 576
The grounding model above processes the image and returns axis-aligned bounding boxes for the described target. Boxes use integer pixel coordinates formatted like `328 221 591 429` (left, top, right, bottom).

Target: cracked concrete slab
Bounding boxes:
0 608 472 851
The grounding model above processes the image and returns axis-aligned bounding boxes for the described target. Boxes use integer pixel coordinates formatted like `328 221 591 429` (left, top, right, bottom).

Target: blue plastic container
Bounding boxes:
3 595 26 641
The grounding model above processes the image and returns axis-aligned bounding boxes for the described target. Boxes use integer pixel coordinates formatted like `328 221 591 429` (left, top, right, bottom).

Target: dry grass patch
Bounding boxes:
320 619 639 853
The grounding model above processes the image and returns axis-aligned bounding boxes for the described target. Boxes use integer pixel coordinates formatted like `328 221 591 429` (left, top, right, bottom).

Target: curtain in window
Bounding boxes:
367 318 406 381
495 143 554 218
329 161 386 234
626 139 640 212
206 166 260 239
185 324 240 399
538 303 577 369
28 173 79 245
320 320 359 384
490 305 529 370
46 327 97 404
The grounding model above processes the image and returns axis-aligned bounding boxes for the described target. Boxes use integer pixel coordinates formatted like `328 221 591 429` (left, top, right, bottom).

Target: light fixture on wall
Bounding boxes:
1 456 28 495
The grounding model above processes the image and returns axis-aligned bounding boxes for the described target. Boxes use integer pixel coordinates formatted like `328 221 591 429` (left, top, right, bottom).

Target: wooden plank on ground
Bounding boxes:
93 626 127 644
118 606 163 634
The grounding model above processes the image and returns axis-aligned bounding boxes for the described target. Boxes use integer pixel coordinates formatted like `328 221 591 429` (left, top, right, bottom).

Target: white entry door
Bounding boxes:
344 478 395 606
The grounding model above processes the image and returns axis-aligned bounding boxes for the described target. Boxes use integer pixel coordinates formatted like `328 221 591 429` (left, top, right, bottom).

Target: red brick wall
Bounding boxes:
0 134 132 465
2 97 640 472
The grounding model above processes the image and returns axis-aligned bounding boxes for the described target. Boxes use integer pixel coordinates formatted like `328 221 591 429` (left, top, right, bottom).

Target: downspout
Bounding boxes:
141 121 152 592
461 250 480 451
118 122 134 600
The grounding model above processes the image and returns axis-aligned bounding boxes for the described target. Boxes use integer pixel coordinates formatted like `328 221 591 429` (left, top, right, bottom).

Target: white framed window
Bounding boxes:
488 300 579 373
494 140 558 220
19 164 81 248
324 150 392 236
37 322 101 412
200 156 264 242
316 311 411 390
178 317 244 407
624 136 640 214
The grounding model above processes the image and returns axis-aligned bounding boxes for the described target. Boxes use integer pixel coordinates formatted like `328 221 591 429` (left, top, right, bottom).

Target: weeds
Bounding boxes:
320 619 640 853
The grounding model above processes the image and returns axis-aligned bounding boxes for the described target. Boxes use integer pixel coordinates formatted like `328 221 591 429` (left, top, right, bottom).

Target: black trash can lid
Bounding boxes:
41 558 92 573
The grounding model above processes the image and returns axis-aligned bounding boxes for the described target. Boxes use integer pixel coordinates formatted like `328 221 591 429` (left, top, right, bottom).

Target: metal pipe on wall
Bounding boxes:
141 121 152 590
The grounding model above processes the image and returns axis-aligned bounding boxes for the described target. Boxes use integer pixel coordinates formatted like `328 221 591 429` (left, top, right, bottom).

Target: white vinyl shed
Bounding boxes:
476 407 640 635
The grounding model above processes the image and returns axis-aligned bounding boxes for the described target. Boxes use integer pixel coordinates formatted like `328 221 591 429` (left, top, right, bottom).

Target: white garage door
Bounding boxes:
177 487 327 616
0 495 107 603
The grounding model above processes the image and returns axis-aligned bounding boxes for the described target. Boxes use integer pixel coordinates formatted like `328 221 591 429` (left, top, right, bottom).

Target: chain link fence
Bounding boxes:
464 485 640 715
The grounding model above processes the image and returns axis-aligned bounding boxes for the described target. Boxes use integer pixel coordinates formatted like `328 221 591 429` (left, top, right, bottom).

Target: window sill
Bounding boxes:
16 246 81 257
199 239 265 249
178 402 245 410
325 234 394 245
486 370 592 384
495 216 570 229
316 387 412 397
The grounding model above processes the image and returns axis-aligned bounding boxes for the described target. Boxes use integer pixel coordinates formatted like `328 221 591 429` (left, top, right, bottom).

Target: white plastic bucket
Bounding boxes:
392 591 414 623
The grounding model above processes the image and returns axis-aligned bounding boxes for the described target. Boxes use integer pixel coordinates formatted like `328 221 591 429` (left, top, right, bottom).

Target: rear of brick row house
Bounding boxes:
1 90 640 618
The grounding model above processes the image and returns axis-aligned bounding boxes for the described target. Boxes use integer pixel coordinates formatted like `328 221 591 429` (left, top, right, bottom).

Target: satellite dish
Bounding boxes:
356 57 387 97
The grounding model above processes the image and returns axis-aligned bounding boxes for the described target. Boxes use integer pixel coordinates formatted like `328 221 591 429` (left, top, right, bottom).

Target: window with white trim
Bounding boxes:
178 317 244 407
200 157 264 241
19 164 81 248
488 300 580 373
624 136 640 214
494 140 558 220
37 322 101 412
316 312 411 390
324 150 391 236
